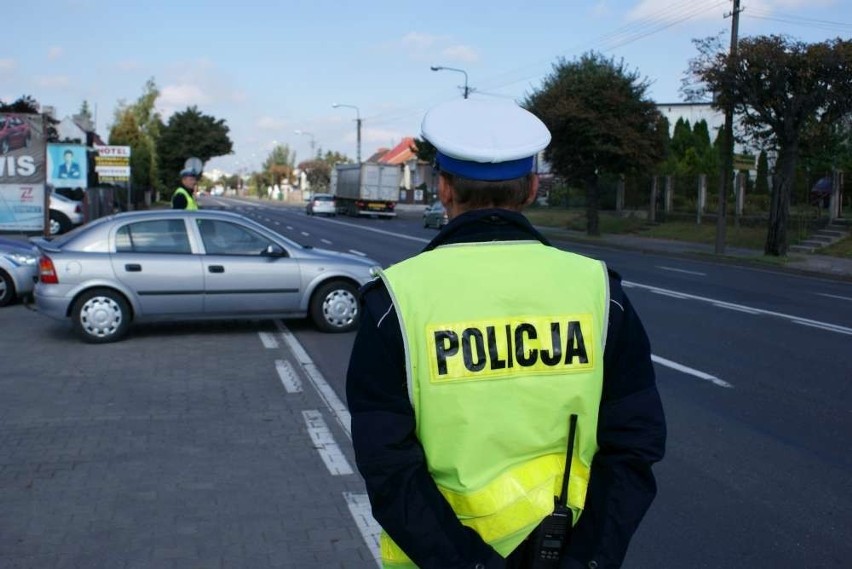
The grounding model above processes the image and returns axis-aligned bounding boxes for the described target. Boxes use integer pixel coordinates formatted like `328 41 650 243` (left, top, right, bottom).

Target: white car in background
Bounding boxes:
49 192 84 235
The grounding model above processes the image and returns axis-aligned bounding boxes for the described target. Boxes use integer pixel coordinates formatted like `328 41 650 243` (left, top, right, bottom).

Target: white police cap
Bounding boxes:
421 98 551 181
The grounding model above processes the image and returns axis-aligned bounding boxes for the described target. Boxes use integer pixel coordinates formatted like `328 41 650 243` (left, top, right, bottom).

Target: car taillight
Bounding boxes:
39 255 59 284
387 202 395 209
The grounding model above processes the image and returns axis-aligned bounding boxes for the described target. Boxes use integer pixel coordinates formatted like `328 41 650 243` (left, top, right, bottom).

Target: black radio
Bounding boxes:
530 414 578 568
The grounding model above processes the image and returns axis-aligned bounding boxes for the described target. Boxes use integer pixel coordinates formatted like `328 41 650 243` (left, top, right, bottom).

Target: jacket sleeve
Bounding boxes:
561 277 667 568
171 191 187 210
346 283 505 569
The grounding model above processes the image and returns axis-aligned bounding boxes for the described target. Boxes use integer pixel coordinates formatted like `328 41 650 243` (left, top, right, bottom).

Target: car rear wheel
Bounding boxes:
0 269 16 307
310 280 359 333
72 288 131 343
49 211 72 236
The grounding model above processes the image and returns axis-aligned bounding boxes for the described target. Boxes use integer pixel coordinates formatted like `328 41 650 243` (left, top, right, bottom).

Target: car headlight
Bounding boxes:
3 253 38 267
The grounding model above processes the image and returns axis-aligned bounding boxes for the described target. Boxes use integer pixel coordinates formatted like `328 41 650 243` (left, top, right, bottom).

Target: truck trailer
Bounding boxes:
331 163 400 217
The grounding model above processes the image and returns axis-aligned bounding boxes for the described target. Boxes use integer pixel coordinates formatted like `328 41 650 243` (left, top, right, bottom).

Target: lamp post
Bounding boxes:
294 130 316 156
430 65 471 98
332 103 362 163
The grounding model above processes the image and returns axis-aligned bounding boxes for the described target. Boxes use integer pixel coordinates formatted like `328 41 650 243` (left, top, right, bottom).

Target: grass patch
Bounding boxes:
525 207 852 255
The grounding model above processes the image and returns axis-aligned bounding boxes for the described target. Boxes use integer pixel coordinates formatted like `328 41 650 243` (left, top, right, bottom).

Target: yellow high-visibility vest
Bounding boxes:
378 240 609 567
172 187 198 210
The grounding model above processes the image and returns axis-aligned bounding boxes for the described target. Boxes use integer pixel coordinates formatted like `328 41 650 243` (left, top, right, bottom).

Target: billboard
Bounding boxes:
0 113 46 231
94 145 131 183
0 184 46 231
47 143 88 188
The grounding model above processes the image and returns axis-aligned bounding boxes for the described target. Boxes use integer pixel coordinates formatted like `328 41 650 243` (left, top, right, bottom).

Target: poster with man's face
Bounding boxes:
47 144 87 188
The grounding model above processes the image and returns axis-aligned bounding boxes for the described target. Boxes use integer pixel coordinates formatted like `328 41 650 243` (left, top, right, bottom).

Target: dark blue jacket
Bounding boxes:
346 209 666 569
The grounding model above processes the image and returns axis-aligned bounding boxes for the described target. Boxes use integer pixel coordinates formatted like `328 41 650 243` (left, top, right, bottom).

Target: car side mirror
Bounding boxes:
264 244 287 257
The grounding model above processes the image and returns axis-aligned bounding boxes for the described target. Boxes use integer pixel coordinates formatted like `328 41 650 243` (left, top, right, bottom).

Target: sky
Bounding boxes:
2 0 849 176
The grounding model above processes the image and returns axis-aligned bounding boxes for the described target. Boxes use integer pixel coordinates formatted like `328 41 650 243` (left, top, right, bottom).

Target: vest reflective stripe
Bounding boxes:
172 187 198 210
379 241 607 567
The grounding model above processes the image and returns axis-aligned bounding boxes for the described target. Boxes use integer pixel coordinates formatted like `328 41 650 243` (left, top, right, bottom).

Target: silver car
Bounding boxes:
0 237 39 307
33 209 379 343
306 193 337 216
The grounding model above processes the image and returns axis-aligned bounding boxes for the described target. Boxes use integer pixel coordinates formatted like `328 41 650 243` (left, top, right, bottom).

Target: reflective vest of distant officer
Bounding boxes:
172 168 199 210
377 241 608 567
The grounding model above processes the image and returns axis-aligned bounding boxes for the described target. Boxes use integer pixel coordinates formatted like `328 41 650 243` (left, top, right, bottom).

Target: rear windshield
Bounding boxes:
314 195 334 201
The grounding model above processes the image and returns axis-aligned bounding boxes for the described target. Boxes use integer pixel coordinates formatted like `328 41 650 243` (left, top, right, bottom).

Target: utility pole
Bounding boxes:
715 0 742 255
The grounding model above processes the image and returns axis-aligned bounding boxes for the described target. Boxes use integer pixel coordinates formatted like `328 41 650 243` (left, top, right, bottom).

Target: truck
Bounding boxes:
330 163 400 217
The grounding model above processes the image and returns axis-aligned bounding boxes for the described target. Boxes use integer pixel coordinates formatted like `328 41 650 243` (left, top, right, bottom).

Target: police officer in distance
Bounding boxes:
171 167 200 210
346 98 666 568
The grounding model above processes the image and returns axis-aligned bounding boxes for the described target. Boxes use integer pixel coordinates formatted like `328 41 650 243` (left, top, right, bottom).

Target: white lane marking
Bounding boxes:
344 492 382 567
649 290 690 299
651 355 733 388
657 266 707 276
274 221 281 225
276 321 352 439
286 225 294 230
321 239 333 245
301 231 310 236
349 249 367 257
258 331 279 349
275 360 302 393
711 302 761 315
816 293 852 302
315 217 430 244
303 410 353 475
624 280 852 336
792 320 852 336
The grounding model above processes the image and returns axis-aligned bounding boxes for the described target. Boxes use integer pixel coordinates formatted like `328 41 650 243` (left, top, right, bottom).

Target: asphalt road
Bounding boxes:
1 196 849 568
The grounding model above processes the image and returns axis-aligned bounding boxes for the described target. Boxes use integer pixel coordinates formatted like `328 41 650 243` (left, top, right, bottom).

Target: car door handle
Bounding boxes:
125 264 142 272
208 265 225 273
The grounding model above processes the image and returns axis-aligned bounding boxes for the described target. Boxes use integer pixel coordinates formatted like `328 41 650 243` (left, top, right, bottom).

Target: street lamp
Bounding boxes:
332 103 362 164
294 129 316 156
430 65 471 98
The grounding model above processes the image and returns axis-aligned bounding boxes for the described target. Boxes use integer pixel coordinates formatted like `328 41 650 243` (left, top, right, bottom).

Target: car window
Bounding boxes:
314 195 333 202
198 219 274 256
115 219 192 254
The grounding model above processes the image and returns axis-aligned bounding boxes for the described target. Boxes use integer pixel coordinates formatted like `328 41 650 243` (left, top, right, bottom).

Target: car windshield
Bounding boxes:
314 195 333 201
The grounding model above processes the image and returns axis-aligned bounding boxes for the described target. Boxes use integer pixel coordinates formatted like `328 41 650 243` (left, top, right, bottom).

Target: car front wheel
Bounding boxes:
0 269 16 307
310 280 359 333
72 288 131 343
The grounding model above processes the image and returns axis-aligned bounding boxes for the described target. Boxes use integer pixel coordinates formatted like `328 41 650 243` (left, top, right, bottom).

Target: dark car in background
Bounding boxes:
33 209 380 343
423 201 448 229
0 115 32 154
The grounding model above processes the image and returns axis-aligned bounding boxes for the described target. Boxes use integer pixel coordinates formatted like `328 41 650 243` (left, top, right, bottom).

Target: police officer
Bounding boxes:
171 167 199 210
346 98 666 569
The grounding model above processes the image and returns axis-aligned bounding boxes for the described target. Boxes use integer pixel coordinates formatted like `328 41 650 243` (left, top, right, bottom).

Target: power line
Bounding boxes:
367 1 729 129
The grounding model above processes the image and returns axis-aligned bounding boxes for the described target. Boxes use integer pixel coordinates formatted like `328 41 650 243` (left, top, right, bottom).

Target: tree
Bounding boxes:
109 79 164 204
412 137 436 164
263 144 296 188
524 52 667 235
684 35 852 255
756 150 770 195
157 105 233 191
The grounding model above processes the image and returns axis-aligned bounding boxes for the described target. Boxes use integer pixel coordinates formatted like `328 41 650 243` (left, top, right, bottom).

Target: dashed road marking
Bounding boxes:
348 249 367 257
275 360 302 393
321 239 332 245
657 266 707 276
301 231 310 236
344 492 382 567
258 331 279 349
624 280 852 336
303 410 353 475
276 321 352 438
817 292 852 302
651 355 732 388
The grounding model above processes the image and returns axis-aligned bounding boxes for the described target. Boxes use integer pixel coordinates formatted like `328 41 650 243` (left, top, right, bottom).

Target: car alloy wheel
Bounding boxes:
310 280 359 333
72 289 131 343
